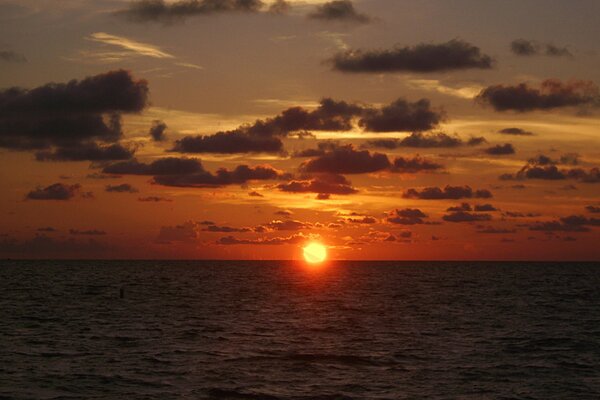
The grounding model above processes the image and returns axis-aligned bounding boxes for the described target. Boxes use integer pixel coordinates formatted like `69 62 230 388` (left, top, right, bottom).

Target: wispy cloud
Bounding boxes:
87 32 174 59
406 79 484 99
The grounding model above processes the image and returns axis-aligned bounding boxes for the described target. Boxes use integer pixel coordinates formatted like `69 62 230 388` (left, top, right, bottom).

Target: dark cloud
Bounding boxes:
300 145 390 174
500 156 599 183
358 99 443 132
347 216 377 224
248 191 263 197
138 196 172 202
275 210 293 216
503 211 540 218
118 0 265 23
308 0 370 24
366 132 472 149
157 221 199 243
467 136 488 146
35 143 135 162
0 70 148 150
529 215 600 232
387 208 428 225
0 235 109 258
277 173 358 195
510 39 572 57
172 130 284 154
104 157 204 175
485 143 515 155
105 183 138 193
476 79 600 112
0 50 26 63
316 193 330 200
586 206 600 213
293 141 340 157
216 233 309 245
37 227 57 232
331 39 493 73
26 183 81 201
476 226 517 234
260 220 311 231
447 203 471 212
403 185 492 200
203 225 252 233
474 204 498 212
498 127 534 136
149 120 167 142
69 229 106 236
104 157 286 188
443 211 492 223
391 156 443 173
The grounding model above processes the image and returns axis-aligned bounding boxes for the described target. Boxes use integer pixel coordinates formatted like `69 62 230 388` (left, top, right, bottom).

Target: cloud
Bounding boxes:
203 225 252 233
485 143 515 155
172 130 284 154
216 233 310 245
529 215 600 232
0 50 26 63
358 99 443 132
138 196 172 202
259 220 311 231
248 191 263 197
87 32 174 59
105 183 138 193
300 145 390 174
330 39 493 73
387 208 428 225
172 97 443 154
0 70 148 150
104 157 204 175
510 39 572 57
69 229 107 235
498 127 534 136
268 0 290 14
500 156 600 183
277 173 358 195
586 206 600 213
347 216 377 224
476 226 516 234
308 0 370 24
403 185 493 200
443 211 492 222
157 221 200 243
474 204 498 212
293 141 340 157
476 79 600 112
118 0 265 23
149 120 167 142
0 235 109 257
37 227 57 232
391 156 443 173
26 183 81 200
104 157 286 188
447 203 471 212
35 143 135 162
366 132 481 149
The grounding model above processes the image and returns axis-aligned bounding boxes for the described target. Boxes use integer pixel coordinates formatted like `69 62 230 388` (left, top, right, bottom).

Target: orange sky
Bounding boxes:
0 0 599 260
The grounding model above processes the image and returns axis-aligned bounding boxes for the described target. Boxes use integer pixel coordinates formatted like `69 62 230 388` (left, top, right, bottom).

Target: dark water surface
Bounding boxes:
1 261 600 399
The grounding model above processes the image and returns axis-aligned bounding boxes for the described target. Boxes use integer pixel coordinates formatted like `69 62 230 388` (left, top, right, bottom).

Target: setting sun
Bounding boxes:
303 242 327 264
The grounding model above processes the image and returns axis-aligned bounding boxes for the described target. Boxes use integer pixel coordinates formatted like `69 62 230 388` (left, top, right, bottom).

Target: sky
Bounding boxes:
0 0 599 260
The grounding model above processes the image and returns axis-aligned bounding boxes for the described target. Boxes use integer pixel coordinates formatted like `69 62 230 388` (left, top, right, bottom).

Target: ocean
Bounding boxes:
1 260 599 399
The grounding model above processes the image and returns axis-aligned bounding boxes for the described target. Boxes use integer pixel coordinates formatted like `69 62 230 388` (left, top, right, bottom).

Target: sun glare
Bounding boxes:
303 242 327 264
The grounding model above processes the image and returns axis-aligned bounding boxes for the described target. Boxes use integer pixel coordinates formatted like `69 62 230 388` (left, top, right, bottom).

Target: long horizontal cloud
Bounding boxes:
500 155 600 183
403 185 493 200
498 127 534 136
476 79 600 112
308 0 370 24
118 0 265 23
172 97 443 154
442 211 492 223
26 183 82 200
0 70 148 153
35 143 135 162
299 145 442 174
529 215 600 232
216 233 310 245
330 39 493 73
510 39 571 57
366 132 486 149
387 208 429 225
104 156 287 187
277 173 358 195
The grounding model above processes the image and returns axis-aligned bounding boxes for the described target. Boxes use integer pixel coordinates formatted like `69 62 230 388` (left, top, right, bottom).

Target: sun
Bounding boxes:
303 242 327 264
